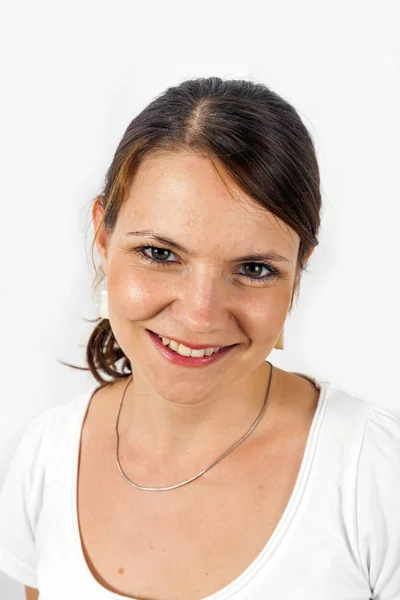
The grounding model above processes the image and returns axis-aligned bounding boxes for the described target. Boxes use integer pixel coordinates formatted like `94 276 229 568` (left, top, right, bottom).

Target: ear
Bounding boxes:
92 196 109 276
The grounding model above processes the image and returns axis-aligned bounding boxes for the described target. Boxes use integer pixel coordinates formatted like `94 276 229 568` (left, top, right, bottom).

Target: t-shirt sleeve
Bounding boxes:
0 408 54 588
356 403 400 599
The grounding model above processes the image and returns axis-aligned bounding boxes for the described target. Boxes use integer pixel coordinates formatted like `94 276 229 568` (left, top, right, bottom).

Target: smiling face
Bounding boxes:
93 151 304 401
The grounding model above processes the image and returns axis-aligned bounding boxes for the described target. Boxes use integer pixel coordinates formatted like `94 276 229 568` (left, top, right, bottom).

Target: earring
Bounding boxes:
100 289 109 319
274 327 284 350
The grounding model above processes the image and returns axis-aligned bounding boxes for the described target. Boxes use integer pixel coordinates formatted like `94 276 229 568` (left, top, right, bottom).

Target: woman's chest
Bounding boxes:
76 421 310 600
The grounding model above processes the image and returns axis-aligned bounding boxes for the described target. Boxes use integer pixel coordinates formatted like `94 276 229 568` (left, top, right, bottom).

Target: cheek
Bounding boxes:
239 288 291 341
108 266 166 320
237 280 292 344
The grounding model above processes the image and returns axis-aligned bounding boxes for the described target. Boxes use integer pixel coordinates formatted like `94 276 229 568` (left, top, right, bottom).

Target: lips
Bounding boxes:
147 329 233 351
147 329 236 367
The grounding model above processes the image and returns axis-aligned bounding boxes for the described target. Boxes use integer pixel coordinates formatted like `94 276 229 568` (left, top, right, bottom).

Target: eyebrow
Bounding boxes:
125 230 292 264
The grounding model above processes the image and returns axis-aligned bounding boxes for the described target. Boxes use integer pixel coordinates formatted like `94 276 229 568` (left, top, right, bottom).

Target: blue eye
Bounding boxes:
133 245 280 284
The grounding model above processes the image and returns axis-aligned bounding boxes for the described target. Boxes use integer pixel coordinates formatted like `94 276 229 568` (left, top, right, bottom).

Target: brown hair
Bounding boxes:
64 77 322 386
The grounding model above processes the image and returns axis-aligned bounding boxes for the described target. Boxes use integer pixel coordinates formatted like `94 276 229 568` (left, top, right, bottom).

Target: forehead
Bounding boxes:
118 151 299 256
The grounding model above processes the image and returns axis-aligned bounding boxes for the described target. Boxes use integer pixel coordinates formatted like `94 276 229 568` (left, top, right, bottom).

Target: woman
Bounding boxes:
0 77 399 600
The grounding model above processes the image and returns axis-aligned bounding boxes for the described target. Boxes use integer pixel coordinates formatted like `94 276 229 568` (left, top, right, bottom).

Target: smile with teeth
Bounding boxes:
157 334 222 358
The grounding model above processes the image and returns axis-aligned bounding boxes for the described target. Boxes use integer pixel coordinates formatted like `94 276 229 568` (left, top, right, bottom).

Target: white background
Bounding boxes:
1 0 399 597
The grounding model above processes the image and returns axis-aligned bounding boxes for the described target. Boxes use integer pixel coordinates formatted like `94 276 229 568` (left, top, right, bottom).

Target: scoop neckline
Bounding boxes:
70 372 330 600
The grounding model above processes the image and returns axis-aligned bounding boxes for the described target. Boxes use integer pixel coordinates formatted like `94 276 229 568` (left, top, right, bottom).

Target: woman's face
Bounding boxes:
93 151 303 401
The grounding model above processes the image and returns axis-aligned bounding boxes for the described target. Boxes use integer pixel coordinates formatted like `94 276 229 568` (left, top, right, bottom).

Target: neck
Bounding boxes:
114 361 276 463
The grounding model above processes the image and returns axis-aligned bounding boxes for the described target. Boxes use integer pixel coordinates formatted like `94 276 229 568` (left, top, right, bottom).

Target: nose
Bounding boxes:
171 267 229 334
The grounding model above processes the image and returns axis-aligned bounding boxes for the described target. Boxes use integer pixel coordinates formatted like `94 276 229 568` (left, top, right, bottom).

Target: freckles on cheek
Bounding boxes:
111 271 167 320
245 301 287 339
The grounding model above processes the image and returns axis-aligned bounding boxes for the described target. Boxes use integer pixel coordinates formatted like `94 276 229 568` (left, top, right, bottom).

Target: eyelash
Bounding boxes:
133 245 280 284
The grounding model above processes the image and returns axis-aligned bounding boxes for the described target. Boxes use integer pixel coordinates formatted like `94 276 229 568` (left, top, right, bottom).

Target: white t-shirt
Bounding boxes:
1 373 400 600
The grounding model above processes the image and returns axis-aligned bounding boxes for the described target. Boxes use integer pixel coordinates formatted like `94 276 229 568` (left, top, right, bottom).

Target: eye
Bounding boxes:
133 245 280 284
140 246 174 262
132 245 177 268
240 263 278 282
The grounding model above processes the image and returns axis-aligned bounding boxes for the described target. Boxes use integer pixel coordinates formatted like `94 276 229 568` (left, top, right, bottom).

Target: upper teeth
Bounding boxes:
157 335 221 358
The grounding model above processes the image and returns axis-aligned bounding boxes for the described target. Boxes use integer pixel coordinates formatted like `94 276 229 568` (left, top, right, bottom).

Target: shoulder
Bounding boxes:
279 367 399 446
10 381 105 464
308 378 400 500
320 379 400 444
358 401 400 471
356 401 400 514
354 402 400 596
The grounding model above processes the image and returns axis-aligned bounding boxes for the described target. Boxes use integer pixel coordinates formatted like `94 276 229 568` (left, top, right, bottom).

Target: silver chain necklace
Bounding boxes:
115 361 274 492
